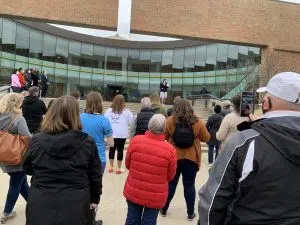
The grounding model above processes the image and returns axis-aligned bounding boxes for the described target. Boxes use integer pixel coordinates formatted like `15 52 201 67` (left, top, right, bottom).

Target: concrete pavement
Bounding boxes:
0 153 210 225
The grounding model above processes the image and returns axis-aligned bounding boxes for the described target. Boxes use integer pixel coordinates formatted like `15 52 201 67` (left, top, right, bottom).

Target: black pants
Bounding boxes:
162 159 198 216
11 86 21 93
109 138 126 161
41 87 48 98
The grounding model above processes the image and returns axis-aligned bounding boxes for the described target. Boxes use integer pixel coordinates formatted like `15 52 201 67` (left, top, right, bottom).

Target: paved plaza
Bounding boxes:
0 153 210 225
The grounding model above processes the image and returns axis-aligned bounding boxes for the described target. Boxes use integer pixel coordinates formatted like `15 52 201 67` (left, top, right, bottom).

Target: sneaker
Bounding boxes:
95 219 103 225
208 163 213 169
108 168 114 173
1 211 16 224
160 209 167 217
187 213 196 221
115 168 125 174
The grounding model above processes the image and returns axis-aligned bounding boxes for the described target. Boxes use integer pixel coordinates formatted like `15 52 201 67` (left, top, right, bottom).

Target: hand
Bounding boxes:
90 203 98 209
249 114 261 121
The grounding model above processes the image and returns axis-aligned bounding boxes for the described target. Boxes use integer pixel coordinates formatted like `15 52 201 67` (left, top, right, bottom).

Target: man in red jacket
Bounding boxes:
123 114 177 225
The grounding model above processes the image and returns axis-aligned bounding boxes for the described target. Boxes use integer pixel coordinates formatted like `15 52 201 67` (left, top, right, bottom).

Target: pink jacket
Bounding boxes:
11 74 21 88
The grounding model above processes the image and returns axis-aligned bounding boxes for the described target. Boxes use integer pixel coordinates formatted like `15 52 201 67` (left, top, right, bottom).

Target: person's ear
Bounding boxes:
262 97 270 111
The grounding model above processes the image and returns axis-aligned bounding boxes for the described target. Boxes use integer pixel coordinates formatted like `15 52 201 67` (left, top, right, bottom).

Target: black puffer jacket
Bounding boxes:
23 130 102 225
205 113 223 145
135 108 155 135
22 96 47 133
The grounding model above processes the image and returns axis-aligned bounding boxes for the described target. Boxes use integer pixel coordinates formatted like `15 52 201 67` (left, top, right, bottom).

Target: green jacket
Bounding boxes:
151 104 167 117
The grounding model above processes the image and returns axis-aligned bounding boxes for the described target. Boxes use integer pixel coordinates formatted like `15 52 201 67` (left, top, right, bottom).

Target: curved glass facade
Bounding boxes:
0 18 261 102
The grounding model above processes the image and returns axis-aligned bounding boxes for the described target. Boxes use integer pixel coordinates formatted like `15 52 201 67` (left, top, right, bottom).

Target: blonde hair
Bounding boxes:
0 93 24 115
150 93 161 105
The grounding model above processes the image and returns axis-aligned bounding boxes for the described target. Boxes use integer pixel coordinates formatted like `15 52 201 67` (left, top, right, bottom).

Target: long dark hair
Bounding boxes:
173 99 198 124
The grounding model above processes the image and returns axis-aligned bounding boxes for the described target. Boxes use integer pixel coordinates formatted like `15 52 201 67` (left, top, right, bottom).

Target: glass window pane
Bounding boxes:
150 50 162 73
216 44 228 71
29 29 43 59
195 46 206 72
172 49 184 72
127 49 140 72
68 41 81 66
16 24 29 57
117 48 128 71
56 38 68 64
43 34 56 62
2 19 16 54
94 45 105 69
161 49 173 72
80 43 95 67
184 47 195 72
206 44 217 70
68 68 80 93
238 46 249 68
105 47 117 57
92 70 104 92
227 45 238 69
79 72 92 96
0 18 2 46
139 50 150 72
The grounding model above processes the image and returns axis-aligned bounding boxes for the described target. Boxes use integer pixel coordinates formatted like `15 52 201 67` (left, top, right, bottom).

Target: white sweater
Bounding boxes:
104 108 133 138
216 112 248 144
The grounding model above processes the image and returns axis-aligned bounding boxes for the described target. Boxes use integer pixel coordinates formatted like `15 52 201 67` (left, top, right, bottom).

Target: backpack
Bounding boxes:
173 122 194 148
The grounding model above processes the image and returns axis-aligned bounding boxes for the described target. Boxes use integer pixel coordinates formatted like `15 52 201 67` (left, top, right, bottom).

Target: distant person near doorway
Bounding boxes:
40 71 49 98
200 86 209 108
160 79 169 105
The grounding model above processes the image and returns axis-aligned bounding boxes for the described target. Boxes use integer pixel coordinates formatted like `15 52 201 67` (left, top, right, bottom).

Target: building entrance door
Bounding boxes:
106 84 123 101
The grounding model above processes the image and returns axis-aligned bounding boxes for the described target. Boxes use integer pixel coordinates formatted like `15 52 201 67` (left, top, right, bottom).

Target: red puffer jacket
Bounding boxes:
124 131 177 209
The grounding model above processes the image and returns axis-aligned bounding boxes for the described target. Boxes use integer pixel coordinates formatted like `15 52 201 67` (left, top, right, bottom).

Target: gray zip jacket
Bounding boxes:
0 113 31 173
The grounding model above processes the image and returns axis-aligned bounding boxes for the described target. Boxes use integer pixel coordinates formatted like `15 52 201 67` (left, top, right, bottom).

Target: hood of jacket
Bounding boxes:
141 107 154 113
0 113 13 130
24 95 39 105
37 131 89 159
251 117 300 165
152 104 163 110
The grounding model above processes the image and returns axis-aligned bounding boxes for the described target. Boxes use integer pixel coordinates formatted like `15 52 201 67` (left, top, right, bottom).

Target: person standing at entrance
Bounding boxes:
105 94 133 174
205 105 223 168
161 99 210 221
40 71 48 97
160 79 169 104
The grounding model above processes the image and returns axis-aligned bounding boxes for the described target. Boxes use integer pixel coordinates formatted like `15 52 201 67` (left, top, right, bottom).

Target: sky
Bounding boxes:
50 0 300 42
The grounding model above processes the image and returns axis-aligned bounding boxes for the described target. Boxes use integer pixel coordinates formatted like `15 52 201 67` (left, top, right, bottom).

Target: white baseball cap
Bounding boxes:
257 72 300 103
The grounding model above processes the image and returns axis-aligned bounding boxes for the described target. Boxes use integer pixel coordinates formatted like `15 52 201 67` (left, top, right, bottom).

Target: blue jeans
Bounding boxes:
4 171 29 214
125 200 159 225
162 159 198 216
208 145 219 164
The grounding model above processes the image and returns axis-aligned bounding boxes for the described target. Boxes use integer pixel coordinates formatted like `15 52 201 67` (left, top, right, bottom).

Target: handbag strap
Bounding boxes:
6 115 20 132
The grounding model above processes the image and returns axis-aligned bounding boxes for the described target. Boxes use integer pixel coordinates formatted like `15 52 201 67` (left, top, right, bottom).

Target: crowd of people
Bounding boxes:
10 68 49 97
0 72 300 225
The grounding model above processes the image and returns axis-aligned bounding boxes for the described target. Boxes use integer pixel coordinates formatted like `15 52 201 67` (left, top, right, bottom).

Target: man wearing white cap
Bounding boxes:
198 72 300 225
